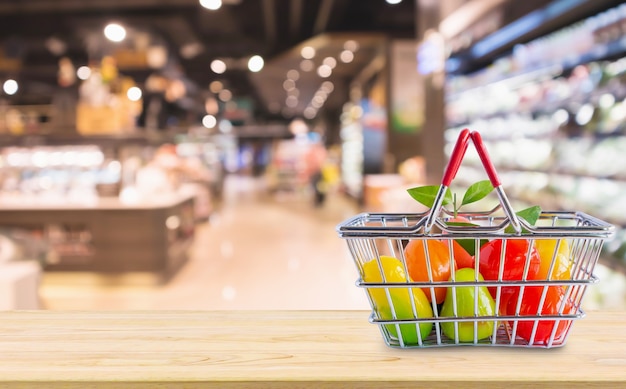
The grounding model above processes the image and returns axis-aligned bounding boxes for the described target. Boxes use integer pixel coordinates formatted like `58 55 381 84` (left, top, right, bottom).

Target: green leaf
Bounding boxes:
461 180 494 206
445 221 479 227
516 205 542 226
406 185 453 209
505 205 542 234
456 238 488 256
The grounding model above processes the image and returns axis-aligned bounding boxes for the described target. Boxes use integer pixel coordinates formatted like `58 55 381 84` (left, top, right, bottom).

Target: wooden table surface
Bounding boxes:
1 310 625 388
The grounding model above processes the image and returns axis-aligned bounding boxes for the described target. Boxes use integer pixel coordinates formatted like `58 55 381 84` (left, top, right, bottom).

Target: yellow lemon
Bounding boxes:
362 255 433 345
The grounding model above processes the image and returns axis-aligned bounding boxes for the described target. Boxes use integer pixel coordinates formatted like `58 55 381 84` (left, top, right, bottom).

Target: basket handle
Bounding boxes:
441 128 471 186
424 129 522 234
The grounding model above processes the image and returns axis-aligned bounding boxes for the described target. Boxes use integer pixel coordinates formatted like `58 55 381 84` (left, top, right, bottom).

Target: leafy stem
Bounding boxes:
407 180 495 216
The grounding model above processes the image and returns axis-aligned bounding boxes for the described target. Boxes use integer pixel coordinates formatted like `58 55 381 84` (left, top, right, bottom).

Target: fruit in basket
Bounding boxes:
440 268 496 342
404 240 452 303
439 214 477 269
362 256 434 345
449 239 475 269
533 239 572 281
407 180 494 260
478 239 541 309
505 286 574 345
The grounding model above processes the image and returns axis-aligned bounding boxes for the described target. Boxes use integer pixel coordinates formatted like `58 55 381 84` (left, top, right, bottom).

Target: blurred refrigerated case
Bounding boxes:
443 2 626 304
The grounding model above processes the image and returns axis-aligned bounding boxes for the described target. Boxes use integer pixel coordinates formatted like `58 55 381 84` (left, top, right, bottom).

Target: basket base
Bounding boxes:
371 313 577 348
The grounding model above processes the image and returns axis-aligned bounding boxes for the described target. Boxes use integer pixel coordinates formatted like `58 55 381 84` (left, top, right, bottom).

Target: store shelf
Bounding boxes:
0 189 196 283
445 3 626 276
448 37 626 102
0 131 180 148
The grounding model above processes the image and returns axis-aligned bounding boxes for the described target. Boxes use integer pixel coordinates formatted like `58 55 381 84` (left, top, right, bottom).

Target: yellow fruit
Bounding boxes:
362 255 433 345
534 239 572 281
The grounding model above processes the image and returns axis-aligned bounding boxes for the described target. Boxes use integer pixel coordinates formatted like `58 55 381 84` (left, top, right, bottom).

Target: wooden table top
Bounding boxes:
1 310 625 388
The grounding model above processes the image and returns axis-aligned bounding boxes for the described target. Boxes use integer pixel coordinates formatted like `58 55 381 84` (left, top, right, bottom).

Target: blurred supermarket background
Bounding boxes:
0 0 625 311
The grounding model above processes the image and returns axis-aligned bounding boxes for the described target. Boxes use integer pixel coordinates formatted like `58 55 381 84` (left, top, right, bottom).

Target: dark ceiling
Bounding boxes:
0 0 417 124
1 0 620 128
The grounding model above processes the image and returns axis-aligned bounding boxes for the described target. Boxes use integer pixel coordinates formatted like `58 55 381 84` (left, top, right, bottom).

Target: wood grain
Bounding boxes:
0 310 625 388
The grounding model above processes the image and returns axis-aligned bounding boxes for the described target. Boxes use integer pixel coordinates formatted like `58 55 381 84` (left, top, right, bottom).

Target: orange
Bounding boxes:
450 240 475 269
443 216 476 269
404 239 452 304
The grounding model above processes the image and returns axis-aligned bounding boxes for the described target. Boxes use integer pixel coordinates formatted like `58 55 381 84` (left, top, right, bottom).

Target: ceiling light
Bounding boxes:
287 69 300 81
211 59 226 74
286 95 298 108
301 46 316 59
300 59 314 72
321 81 334 93
287 88 299 98
45 37 66 56
343 40 359 52
386 0 402 4
340 50 354 63
104 23 126 42
200 0 222 10
317 64 332 78
283 79 295 91
127 86 142 101
202 114 217 128
314 90 327 100
146 46 168 69
304 107 317 119
180 42 204 59
311 98 323 109
209 80 223 93
323 57 337 69
218 88 232 102
3 79 18 95
248 55 264 72
76 66 91 80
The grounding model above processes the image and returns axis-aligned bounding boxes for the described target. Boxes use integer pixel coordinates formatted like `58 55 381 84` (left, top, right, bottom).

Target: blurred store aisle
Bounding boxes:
39 175 370 310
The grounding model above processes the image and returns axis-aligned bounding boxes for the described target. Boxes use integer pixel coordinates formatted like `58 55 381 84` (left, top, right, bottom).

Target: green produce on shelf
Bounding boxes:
440 268 496 342
362 256 434 345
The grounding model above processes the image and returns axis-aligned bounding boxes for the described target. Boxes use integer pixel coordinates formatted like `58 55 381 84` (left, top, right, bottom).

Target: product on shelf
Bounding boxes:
444 4 626 277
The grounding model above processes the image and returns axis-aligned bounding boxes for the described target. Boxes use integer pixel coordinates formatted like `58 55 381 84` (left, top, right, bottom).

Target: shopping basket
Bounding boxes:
337 129 614 348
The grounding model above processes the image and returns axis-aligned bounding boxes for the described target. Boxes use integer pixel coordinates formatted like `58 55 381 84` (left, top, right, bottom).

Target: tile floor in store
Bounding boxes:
39 174 626 311
39 175 371 311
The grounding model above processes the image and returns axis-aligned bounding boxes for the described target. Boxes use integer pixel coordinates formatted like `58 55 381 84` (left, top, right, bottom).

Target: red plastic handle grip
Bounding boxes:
470 131 501 187
441 128 471 186
441 129 502 188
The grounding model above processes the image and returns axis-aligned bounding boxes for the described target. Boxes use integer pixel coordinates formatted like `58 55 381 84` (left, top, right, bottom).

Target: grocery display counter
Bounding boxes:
0 310 624 388
0 188 196 284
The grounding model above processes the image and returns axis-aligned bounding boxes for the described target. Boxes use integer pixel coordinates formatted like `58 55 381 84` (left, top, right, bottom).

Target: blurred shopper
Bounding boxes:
52 57 78 130
305 138 328 207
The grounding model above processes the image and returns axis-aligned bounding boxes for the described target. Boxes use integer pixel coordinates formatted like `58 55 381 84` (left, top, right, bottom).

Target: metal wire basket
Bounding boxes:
337 129 614 348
